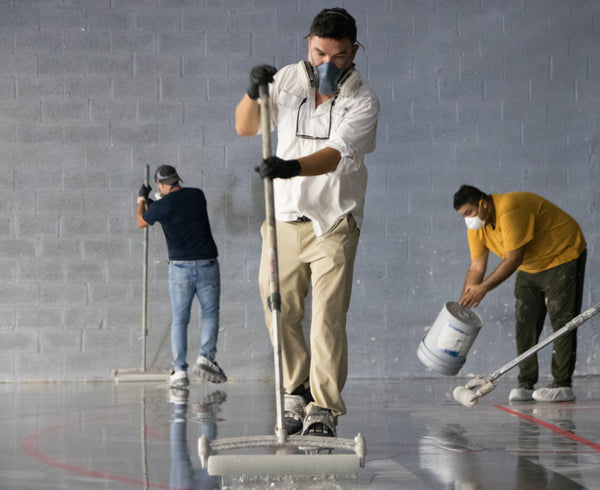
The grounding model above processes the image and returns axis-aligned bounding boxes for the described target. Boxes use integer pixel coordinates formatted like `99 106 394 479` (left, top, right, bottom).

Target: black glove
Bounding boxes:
255 157 301 179
247 64 277 100
138 184 151 199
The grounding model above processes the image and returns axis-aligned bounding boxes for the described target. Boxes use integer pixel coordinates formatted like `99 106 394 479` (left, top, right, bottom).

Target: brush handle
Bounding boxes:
490 301 600 382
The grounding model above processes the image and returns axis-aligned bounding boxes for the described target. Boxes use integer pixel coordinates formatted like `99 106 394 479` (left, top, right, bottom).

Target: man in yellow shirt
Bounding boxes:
453 185 587 403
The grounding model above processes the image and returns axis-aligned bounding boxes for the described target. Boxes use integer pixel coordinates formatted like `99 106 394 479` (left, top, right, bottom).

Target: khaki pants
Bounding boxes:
258 215 360 417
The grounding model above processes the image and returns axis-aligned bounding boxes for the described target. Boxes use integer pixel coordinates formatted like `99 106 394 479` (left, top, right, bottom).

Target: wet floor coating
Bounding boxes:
1 376 599 489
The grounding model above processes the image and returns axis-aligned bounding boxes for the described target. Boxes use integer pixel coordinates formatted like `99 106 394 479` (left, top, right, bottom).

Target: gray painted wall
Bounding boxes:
0 0 598 382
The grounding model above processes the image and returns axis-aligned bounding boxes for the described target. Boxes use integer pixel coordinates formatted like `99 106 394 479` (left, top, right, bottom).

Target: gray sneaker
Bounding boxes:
193 356 227 383
169 370 189 388
532 386 575 402
509 387 534 402
169 386 190 405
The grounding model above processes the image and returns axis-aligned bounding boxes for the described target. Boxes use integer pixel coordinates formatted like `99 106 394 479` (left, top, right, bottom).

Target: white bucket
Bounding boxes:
417 302 483 376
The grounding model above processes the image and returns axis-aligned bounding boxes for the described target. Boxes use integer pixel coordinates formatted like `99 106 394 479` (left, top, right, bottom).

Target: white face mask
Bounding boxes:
464 215 486 230
153 190 163 201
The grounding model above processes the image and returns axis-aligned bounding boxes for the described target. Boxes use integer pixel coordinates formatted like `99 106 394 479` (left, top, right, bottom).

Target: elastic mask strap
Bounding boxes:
300 60 318 89
337 66 362 97
478 199 486 220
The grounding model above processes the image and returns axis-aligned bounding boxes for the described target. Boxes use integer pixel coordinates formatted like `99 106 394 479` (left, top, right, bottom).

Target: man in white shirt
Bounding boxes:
235 7 380 438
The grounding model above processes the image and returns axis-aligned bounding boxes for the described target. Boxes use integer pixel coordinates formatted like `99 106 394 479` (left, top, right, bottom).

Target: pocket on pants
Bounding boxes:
322 214 358 238
169 263 192 282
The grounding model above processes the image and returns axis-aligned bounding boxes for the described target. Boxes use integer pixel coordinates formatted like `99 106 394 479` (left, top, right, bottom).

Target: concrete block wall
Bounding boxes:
0 0 598 382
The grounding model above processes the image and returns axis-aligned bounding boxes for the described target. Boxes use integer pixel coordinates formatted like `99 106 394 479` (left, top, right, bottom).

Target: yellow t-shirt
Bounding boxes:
467 192 586 273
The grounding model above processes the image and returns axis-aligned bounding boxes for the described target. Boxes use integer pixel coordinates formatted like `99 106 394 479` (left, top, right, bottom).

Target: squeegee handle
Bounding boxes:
258 84 280 314
490 301 600 382
259 85 272 160
259 83 286 443
140 164 150 370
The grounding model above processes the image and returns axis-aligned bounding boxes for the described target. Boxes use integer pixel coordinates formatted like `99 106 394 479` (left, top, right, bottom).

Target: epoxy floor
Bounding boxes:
1 376 600 489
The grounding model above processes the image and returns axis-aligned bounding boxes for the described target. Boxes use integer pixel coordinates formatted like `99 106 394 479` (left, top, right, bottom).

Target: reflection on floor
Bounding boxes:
1 376 599 489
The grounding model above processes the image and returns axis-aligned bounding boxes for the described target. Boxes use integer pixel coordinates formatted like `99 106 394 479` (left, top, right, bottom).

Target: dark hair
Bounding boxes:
308 8 357 44
453 185 487 210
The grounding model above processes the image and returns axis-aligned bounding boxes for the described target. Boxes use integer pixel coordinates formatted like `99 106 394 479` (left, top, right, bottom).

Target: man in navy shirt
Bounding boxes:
137 165 226 387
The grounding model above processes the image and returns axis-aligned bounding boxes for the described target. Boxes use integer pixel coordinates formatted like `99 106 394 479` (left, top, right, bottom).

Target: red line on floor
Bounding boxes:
493 404 600 452
20 424 185 490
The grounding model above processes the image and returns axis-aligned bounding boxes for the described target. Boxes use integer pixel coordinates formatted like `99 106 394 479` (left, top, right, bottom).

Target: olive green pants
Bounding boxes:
514 250 586 389
258 215 360 418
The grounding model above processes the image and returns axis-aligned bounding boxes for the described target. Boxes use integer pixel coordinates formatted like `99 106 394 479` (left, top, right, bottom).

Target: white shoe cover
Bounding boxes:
532 386 575 402
509 387 534 402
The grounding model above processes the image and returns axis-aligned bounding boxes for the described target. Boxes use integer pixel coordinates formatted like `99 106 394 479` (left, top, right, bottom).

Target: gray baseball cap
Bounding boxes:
154 165 180 185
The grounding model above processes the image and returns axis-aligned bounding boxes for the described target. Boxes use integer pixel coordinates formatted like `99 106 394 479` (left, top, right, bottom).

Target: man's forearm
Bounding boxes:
235 94 261 137
462 266 485 294
136 199 148 228
480 258 521 293
297 147 342 176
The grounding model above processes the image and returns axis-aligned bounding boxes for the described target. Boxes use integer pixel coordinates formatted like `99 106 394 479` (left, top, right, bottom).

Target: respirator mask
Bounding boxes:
316 62 342 97
298 58 361 98
464 200 487 230
464 215 486 230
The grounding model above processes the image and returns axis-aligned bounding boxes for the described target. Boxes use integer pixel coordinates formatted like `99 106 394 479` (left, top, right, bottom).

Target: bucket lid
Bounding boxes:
446 301 482 327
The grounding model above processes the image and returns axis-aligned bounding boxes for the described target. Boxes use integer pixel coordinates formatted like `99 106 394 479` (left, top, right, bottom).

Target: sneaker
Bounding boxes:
532 386 575 402
284 394 307 435
169 386 190 405
169 370 189 388
509 387 534 402
193 356 227 383
192 391 227 423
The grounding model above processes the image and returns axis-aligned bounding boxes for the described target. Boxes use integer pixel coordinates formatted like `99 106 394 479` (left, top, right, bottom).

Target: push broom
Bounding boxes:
453 300 600 407
198 83 366 478
113 164 170 383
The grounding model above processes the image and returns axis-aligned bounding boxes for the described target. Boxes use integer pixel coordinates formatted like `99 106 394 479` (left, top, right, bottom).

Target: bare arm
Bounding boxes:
460 247 524 307
459 252 488 307
136 200 149 228
481 247 524 292
297 147 342 176
235 94 261 137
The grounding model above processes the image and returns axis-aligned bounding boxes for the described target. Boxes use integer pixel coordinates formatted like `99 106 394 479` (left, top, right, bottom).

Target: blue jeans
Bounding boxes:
169 403 218 489
168 259 220 372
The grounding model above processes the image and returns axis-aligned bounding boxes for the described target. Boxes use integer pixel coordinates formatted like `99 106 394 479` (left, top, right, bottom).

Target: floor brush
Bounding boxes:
198 83 366 479
453 300 600 407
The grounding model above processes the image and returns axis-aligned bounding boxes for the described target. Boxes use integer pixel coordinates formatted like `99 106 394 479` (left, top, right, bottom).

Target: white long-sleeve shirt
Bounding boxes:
265 63 380 236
